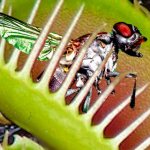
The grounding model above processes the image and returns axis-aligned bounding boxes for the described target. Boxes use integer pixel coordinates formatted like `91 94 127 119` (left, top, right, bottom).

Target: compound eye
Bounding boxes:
115 23 132 37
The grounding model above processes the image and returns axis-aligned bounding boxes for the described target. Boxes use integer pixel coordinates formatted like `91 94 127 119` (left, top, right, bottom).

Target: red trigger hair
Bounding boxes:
115 23 132 37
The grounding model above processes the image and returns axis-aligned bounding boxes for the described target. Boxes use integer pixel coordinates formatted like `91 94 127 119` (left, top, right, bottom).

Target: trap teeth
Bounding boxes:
0 0 6 12
60 26 101 96
135 137 150 150
0 4 11 65
113 108 150 146
7 0 41 70
27 0 41 24
69 24 108 111
0 39 6 64
85 72 128 120
93 83 149 134
38 4 84 91
20 0 64 79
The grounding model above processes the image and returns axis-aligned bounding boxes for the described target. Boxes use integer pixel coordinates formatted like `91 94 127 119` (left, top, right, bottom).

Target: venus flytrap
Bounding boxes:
0 0 150 150
0 1 114 149
0 39 6 64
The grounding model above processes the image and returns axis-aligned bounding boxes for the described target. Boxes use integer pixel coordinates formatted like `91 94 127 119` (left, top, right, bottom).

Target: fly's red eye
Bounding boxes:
116 23 132 37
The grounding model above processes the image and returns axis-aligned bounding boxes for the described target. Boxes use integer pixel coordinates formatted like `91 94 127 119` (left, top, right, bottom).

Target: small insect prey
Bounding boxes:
0 13 147 112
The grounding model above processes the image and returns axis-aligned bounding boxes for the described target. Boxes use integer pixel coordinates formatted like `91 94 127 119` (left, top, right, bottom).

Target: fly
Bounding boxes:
0 13 147 112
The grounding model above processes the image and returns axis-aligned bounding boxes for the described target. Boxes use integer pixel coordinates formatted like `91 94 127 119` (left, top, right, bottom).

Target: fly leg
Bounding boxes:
125 73 137 78
108 71 137 108
105 75 115 94
94 77 102 95
107 71 120 78
36 70 44 81
105 71 120 94
82 88 92 113
66 72 85 97
0 125 21 143
125 73 137 108
66 88 80 97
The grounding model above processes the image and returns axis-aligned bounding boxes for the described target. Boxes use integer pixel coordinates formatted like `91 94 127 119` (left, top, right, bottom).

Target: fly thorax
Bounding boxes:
86 47 96 58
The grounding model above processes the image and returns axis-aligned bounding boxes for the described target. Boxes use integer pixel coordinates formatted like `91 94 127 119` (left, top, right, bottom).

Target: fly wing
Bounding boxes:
0 13 62 60
38 32 62 61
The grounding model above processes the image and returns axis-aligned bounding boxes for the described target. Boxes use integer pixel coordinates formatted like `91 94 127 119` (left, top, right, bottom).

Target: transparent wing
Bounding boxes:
0 13 62 60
